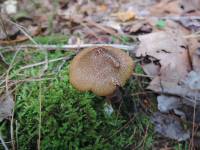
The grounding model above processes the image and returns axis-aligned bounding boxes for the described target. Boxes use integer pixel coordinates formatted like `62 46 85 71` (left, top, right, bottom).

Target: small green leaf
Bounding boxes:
156 20 166 29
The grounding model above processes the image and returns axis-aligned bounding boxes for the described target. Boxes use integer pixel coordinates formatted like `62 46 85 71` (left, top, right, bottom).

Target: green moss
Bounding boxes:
156 20 166 29
31 35 68 45
11 67 133 149
0 50 155 150
135 64 144 74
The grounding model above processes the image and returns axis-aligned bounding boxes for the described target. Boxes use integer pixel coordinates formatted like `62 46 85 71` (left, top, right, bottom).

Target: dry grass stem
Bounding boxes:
0 134 9 150
18 55 73 71
1 44 136 53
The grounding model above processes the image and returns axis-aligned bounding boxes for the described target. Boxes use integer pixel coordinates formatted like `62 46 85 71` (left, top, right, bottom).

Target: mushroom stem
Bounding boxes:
106 87 135 118
106 87 127 116
106 87 122 105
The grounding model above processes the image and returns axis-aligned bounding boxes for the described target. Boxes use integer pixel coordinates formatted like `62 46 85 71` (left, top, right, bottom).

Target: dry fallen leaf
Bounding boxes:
149 0 183 16
183 71 200 90
181 0 200 12
0 25 41 45
178 11 200 31
136 30 191 79
151 112 190 141
192 48 200 72
148 74 200 106
0 93 14 122
136 30 200 106
112 11 136 22
157 95 182 113
98 4 108 12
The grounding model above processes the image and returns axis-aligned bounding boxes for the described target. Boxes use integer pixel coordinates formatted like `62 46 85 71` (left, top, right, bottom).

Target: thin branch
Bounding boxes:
10 106 15 150
5 50 19 95
103 115 136 143
18 55 74 71
138 16 200 21
190 93 197 150
184 31 200 39
132 73 154 79
6 19 38 45
1 44 137 53
0 134 9 150
38 83 42 150
6 18 49 75
0 77 54 89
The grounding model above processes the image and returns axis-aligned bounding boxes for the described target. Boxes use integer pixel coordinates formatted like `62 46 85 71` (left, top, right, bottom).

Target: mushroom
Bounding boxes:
69 46 134 96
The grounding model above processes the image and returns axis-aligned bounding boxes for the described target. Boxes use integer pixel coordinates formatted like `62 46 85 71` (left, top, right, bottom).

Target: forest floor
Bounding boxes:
0 0 199 149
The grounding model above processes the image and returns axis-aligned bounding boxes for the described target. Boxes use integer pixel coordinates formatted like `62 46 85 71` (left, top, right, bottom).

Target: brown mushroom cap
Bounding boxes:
69 46 134 96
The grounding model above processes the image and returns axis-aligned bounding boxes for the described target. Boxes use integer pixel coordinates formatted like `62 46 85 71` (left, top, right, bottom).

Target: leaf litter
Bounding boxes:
0 0 200 147
135 19 200 144
0 93 14 122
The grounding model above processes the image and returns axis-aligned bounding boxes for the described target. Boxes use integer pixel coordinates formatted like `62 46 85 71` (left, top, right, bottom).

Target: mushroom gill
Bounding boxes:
69 46 134 96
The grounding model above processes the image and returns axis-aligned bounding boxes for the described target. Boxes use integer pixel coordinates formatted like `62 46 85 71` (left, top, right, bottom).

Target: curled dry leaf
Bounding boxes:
0 15 42 45
112 11 136 22
136 30 200 106
0 25 42 45
136 30 191 79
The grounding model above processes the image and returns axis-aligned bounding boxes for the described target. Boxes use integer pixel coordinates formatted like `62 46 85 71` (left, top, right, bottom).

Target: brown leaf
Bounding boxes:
136 30 191 78
0 25 42 45
180 0 200 12
112 11 136 22
149 0 183 16
135 30 200 106
98 4 108 12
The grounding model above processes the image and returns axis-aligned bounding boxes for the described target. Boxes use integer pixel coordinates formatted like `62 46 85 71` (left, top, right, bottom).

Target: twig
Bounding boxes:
139 16 200 21
131 91 154 96
135 124 149 149
1 44 136 53
190 93 197 150
5 50 19 94
6 19 38 45
85 19 120 38
0 77 54 89
6 18 49 75
0 134 9 150
10 106 15 150
184 31 200 39
103 115 136 143
18 55 74 71
132 73 154 79
0 52 9 66
0 14 9 41
15 120 18 150
37 83 42 150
